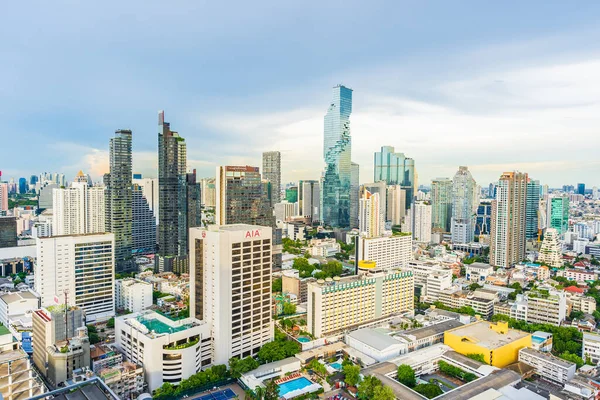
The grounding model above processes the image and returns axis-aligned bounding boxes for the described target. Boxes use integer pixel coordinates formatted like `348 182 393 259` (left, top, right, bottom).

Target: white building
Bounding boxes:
189 224 274 365
583 332 600 365
115 311 212 392
345 328 407 362
412 201 432 243
519 348 576 384
115 278 153 313
308 238 340 258
509 290 567 326
386 185 406 226
557 269 598 283
538 228 563 268
465 263 493 283
35 233 115 322
407 260 453 303
359 189 383 238
274 201 297 223
356 235 412 270
298 180 320 223
52 176 105 236
307 270 414 338
451 166 476 244
0 290 40 340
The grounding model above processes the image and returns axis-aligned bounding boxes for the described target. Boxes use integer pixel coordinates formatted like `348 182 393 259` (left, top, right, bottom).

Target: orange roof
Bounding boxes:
564 286 585 294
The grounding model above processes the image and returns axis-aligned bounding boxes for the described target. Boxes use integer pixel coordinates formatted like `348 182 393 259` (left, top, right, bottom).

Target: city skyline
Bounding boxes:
3 2 600 187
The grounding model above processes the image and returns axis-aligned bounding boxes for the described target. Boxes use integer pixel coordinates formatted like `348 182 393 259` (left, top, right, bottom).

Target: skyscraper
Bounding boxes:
550 196 569 235
475 199 492 236
106 129 133 272
157 111 188 273
362 181 387 228
298 180 320 223
132 184 156 255
538 228 562 268
412 201 432 243
0 216 17 248
490 172 528 268
451 167 476 244
359 189 382 238
18 177 27 194
386 185 406 226
53 174 105 236
321 85 355 228
525 179 540 241
577 183 586 196
431 178 453 233
132 177 159 223
373 146 416 209
262 151 281 204
0 182 9 213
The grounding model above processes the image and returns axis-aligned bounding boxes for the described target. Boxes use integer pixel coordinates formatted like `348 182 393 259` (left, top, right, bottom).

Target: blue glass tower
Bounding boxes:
525 179 540 240
321 85 353 228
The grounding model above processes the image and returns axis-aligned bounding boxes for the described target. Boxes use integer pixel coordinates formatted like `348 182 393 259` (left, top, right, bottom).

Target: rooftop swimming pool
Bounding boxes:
297 337 310 343
278 377 314 397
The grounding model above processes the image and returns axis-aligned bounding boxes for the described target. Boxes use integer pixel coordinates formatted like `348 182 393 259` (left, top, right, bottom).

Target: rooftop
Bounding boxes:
467 262 493 270
347 328 404 351
401 320 464 341
445 321 531 350
0 289 38 303
438 369 521 399
0 323 10 336
520 348 575 369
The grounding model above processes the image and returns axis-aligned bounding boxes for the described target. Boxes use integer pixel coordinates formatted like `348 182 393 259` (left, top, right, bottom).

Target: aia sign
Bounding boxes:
245 230 261 238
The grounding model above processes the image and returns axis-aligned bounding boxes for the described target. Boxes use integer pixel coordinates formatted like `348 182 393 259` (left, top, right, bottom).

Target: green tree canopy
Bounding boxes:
357 375 382 399
414 383 443 399
373 385 395 400
343 364 361 387
396 364 416 388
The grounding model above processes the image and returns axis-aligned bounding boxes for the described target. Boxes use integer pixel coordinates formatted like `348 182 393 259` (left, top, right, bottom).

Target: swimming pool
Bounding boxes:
297 337 310 343
532 336 545 344
278 377 314 397
330 362 342 370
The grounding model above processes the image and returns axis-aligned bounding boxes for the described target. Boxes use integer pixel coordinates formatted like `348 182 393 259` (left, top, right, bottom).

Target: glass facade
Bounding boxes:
262 151 281 204
550 196 569 235
373 146 415 209
132 185 156 255
525 179 540 240
321 85 353 228
431 178 452 232
475 200 492 235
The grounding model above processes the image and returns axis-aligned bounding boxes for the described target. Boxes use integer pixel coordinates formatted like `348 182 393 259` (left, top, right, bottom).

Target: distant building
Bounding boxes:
298 180 320 224
407 260 453 303
549 196 569 235
525 179 540 240
0 216 17 248
0 182 8 212
52 174 105 236
475 199 492 236
451 166 476 244
262 151 281 204
431 178 452 233
412 201 432 243
132 184 156 255
386 185 406 226
374 145 415 209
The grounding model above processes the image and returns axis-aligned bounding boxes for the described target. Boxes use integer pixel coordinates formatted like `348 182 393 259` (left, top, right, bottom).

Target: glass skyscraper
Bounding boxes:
550 196 569 235
373 146 415 209
525 179 540 240
431 177 453 232
475 199 492 236
321 85 354 228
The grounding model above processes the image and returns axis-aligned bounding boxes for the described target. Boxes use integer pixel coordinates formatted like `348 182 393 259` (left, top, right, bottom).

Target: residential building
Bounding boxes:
189 225 273 364
518 348 575 384
97 360 144 399
0 290 40 339
0 347 46 399
407 260 452 303
106 129 133 273
465 263 493 283
583 332 600 365
132 177 159 223
525 179 540 241
0 183 8 213
490 172 528 268
350 162 360 229
115 278 152 313
200 178 216 208
38 183 58 210
35 233 115 322
274 201 297 222
537 228 562 268
358 188 383 238
550 196 570 235
431 178 453 233
373 145 416 208
115 311 212 392
523 290 567 326
438 288 497 319
557 269 598 283
444 321 532 367
132 184 156 255
52 175 105 236
186 169 202 237
262 151 281 204
281 272 314 303
157 111 188 273
569 295 596 315
298 180 320 223
386 185 406 226
451 167 476 244
475 199 492 236
0 217 17 248
308 238 340 257
307 270 414 337
412 201 432 243
356 235 412 271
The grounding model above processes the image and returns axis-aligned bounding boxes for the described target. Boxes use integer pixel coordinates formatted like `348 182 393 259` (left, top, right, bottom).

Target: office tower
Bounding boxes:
30 175 38 187
285 186 298 203
490 172 528 268
200 178 216 207
262 151 281 204
577 183 586 196
274 202 296 222
32 306 86 385
412 200 432 243
386 185 406 226
132 185 156 255
298 180 320 223
562 185 575 193
475 199 492 236
52 174 105 236
0 182 8 212
451 167 476 244
550 196 569 235
307 270 413 338
18 177 27 194
538 228 562 268
525 179 540 241
431 178 452 232
106 129 133 273
0 217 17 248
187 170 202 232
373 145 416 208
35 233 115 322
189 224 273 364
359 189 382 238
321 85 355 228
132 177 159 223
350 162 360 228
157 111 188 273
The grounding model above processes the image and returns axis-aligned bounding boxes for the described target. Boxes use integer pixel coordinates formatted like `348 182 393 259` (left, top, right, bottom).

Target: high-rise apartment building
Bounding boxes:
356 235 412 271
132 177 159 223
538 228 562 268
0 217 17 248
358 189 383 238
525 179 540 241
386 185 406 226
550 196 569 235
186 170 202 234
52 175 105 236
350 162 360 228
106 129 133 272
200 178 216 207
157 111 188 273
451 167 476 243
262 151 281 205
412 201 432 243
307 270 414 338
132 185 156 255
431 178 452 233
321 85 355 228
373 146 415 209
0 182 8 213
115 278 153 313
35 233 115 322
298 180 320 223
189 225 273 364
490 172 528 268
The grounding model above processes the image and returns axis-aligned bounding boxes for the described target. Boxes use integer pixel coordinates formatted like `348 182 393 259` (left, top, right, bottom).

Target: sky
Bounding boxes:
2 1 600 188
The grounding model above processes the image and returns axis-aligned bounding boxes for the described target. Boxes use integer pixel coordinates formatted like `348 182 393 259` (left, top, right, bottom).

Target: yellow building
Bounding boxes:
443 321 532 367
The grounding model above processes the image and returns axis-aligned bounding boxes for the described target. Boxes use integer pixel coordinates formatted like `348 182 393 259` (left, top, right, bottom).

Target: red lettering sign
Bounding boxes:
245 230 260 238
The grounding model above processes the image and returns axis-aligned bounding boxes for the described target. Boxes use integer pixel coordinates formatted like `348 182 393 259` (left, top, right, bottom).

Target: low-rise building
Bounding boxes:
308 238 340 258
45 328 90 387
525 289 567 326
465 262 494 283
437 288 497 319
0 348 46 399
518 347 576 384
583 332 600 365
407 260 452 303
557 269 598 283
98 361 145 399
281 271 314 303
115 278 153 313
345 328 407 362
531 331 553 352
569 295 596 315
0 290 40 341
398 319 464 352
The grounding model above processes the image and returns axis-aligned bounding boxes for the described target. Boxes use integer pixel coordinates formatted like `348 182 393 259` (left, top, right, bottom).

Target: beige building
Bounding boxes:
45 329 90 387
281 272 314 303
526 290 567 326
0 348 46 400
356 234 413 271
307 270 413 338
437 288 497 319
98 361 145 399
537 228 563 268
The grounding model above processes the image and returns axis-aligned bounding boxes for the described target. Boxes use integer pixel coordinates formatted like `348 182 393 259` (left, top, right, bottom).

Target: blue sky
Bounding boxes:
2 1 600 187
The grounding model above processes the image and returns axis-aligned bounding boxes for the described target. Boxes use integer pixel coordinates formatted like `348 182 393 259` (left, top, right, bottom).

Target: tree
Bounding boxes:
308 359 328 376
229 356 259 378
373 385 395 400
272 277 282 293
263 380 279 400
87 325 100 344
396 364 416 388
283 302 296 315
570 310 585 321
559 351 584 368
466 353 486 363
343 364 361 387
468 282 482 291
414 383 443 399
357 375 382 399
106 317 115 329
